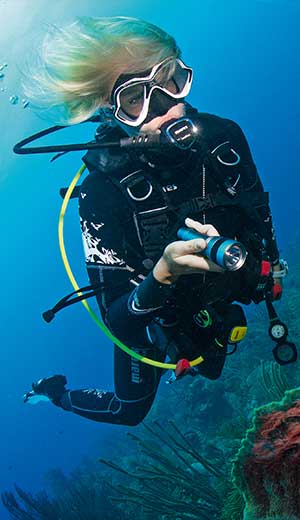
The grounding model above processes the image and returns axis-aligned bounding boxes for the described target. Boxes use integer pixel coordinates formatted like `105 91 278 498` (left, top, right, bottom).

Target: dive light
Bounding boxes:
177 227 247 271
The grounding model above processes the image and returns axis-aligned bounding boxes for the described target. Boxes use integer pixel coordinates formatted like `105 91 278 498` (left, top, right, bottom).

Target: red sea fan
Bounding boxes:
242 398 300 517
232 389 300 519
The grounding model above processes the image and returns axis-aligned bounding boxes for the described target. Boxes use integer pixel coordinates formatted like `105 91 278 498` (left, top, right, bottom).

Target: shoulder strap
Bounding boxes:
188 110 244 197
107 168 172 263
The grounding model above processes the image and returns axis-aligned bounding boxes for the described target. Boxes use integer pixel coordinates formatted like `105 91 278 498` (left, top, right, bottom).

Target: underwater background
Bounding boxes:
1 0 299 518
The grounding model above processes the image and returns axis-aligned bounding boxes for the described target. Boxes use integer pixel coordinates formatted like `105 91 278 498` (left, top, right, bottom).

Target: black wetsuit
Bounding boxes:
58 107 279 425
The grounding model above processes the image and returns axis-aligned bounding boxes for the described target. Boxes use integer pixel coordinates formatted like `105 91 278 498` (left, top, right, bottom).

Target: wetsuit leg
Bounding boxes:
59 318 165 426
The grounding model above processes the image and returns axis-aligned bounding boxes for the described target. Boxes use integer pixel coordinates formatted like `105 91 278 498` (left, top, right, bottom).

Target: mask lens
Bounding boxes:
119 84 145 119
171 60 191 94
152 60 191 95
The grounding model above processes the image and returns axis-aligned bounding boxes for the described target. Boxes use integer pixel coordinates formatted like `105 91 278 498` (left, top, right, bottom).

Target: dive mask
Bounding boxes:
111 57 193 127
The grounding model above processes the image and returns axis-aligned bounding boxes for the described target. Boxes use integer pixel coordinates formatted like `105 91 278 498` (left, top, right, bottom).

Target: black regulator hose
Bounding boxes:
13 117 198 155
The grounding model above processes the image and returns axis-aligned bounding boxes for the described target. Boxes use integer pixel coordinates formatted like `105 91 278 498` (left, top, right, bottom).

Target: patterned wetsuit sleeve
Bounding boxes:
79 169 174 333
79 170 133 319
225 119 280 262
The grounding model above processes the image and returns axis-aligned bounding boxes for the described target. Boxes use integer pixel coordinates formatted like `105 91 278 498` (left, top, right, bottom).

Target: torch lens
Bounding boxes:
224 244 246 271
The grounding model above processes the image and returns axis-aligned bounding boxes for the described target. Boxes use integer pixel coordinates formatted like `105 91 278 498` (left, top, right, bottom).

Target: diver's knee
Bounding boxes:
203 371 223 381
119 400 153 426
120 410 148 426
197 358 226 380
123 415 145 427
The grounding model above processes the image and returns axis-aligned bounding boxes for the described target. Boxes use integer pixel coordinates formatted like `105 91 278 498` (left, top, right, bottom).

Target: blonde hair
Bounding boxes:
23 17 180 124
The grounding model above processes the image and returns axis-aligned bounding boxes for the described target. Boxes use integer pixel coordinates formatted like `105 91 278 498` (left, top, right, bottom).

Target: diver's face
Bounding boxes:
110 58 192 132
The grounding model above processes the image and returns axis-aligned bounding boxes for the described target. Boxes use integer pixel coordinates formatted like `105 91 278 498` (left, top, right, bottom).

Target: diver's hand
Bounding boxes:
23 390 35 403
153 217 224 285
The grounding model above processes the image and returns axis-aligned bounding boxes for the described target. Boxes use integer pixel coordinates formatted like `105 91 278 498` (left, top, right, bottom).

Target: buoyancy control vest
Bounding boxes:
81 107 273 276
43 108 297 368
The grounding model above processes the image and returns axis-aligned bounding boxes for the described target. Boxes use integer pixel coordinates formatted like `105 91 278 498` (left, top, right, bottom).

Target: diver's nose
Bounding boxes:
147 90 176 119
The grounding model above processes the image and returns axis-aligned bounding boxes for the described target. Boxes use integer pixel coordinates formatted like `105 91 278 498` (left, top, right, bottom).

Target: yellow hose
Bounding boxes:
58 164 204 370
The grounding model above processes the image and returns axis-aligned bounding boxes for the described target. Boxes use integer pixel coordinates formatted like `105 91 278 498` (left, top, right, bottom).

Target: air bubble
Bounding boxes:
9 95 19 105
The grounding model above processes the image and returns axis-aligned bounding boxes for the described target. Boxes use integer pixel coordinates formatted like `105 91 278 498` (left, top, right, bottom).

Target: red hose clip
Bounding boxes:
175 359 191 378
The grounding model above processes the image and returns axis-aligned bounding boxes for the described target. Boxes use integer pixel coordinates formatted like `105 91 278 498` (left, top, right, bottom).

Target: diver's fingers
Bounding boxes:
171 238 207 259
164 238 207 258
176 254 224 273
185 217 220 237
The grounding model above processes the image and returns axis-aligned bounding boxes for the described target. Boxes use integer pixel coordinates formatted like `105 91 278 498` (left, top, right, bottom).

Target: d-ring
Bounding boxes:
127 180 153 201
217 148 240 166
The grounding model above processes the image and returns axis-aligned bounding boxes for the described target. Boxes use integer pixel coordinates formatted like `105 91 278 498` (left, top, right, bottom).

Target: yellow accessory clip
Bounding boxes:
229 326 247 343
58 164 204 371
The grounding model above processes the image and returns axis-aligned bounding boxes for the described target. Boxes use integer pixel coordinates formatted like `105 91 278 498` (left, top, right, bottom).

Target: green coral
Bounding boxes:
2 472 129 520
221 487 245 520
258 360 291 401
100 421 224 519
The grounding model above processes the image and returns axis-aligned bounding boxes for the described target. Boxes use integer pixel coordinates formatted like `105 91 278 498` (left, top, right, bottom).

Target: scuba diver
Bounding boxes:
22 16 289 426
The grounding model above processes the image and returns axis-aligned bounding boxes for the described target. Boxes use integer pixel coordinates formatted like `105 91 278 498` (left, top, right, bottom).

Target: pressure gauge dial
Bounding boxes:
273 341 298 366
269 321 288 342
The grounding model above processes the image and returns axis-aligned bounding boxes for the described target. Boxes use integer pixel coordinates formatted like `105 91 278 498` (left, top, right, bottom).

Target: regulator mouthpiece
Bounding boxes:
177 227 247 271
120 118 199 150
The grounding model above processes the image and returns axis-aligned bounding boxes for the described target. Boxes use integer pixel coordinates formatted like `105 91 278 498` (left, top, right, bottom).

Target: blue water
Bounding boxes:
0 1 299 518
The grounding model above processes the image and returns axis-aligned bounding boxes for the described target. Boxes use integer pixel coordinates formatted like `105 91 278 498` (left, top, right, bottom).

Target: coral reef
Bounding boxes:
2 421 226 520
2 471 129 520
246 360 292 403
99 420 224 519
231 388 300 519
221 486 245 520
